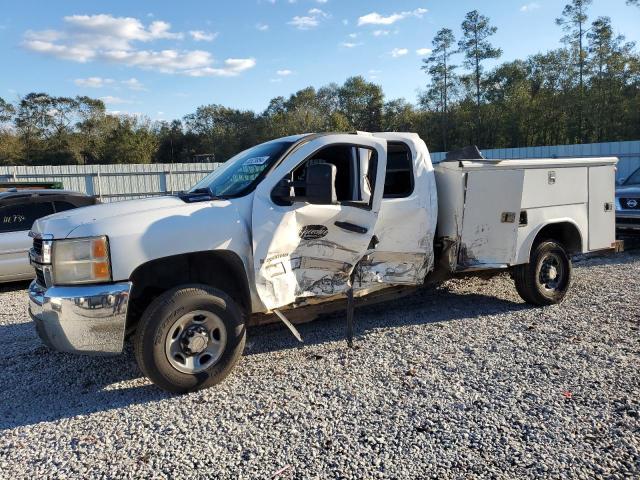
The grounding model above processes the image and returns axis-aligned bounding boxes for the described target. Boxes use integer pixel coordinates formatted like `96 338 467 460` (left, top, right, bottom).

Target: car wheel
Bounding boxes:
134 284 246 393
513 240 572 306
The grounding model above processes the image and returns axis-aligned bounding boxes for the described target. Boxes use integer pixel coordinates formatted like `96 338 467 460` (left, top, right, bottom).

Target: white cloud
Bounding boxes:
189 30 218 42
358 8 427 26
390 47 408 57
416 48 432 56
23 14 256 77
99 96 132 105
340 42 362 48
184 58 256 77
288 8 330 30
276 69 293 76
74 76 114 88
62 14 183 50
348 33 358 38
256 23 269 31
372 30 390 37
520 2 540 12
122 77 146 90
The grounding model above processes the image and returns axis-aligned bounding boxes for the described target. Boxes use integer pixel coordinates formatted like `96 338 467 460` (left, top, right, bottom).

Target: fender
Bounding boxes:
515 216 585 265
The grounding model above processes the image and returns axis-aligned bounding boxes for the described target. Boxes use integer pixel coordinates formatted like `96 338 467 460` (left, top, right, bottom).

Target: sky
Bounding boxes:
1 0 638 120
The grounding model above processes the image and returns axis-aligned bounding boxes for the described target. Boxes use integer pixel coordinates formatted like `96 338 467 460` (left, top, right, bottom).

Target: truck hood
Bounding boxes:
31 193 255 283
616 184 640 196
32 196 196 238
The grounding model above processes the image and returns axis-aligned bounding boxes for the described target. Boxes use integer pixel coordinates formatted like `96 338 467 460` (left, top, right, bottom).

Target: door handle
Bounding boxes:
334 221 368 234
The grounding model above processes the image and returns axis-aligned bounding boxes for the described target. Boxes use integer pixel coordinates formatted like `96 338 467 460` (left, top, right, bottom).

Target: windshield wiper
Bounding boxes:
178 187 226 203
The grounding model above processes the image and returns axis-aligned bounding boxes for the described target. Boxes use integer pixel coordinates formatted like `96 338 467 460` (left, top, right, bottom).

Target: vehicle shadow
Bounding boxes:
0 281 528 431
244 282 529 356
2 247 637 431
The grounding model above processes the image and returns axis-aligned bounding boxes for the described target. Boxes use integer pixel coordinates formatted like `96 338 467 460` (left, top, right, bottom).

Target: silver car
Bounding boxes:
616 167 640 234
0 190 97 283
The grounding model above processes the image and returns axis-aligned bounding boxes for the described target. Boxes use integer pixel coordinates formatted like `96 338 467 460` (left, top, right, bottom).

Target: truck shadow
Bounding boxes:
244 283 529 356
2 250 637 431
1 283 527 431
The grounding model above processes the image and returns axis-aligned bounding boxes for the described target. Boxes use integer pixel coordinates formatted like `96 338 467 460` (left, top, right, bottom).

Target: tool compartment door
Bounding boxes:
588 165 616 250
459 169 525 268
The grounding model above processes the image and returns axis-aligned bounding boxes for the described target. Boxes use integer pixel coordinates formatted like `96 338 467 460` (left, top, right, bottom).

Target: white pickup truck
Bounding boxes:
28 132 619 392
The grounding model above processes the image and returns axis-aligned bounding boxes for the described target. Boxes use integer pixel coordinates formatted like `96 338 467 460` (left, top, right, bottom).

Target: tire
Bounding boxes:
513 240 572 306
134 284 246 393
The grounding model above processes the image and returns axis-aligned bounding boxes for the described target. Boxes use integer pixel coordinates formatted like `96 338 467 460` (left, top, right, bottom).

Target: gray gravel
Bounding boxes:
1 252 639 479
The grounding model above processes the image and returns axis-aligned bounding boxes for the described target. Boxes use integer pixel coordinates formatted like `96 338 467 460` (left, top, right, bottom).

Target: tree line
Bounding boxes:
0 0 638 165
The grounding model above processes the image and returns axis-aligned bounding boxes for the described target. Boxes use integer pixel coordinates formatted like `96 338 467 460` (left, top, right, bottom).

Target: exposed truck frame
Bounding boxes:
27 132 619 392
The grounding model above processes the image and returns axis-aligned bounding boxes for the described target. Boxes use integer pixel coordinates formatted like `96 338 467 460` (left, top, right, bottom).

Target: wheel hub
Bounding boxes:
538 253 564 291
165 310 227 374
181 326 209 354
541 264 558 282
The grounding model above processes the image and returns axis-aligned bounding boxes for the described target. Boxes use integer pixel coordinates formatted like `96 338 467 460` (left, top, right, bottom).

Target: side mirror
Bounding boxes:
305 163 337 205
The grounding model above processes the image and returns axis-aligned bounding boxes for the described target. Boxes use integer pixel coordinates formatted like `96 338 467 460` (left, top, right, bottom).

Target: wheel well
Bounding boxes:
126 251 251 333
533 222 583 254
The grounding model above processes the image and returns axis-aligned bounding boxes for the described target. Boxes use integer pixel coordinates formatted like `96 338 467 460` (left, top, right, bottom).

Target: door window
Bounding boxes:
0 202 54 233
54 201 78 213
290 144 378 208
383 142 414 198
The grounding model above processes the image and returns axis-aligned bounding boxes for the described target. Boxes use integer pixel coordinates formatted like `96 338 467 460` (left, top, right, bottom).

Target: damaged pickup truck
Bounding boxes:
28 132 619 392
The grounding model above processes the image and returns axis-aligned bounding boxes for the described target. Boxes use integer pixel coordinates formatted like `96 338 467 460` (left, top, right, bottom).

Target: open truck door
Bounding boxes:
252 134 387 310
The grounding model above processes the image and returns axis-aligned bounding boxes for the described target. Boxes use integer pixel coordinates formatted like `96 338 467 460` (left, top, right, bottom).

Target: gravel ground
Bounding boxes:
1 251 639 479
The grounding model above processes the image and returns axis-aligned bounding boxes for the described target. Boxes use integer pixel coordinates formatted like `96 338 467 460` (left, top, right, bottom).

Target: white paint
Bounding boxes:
436 156 617 270
366 132 437 287
459 169 524 266
251 134 387 309
29 133 618 315
588 165 616 250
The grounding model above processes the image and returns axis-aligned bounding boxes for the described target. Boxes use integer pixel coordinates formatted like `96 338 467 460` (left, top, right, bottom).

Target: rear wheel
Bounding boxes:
134 284 246 393
513 240 572 306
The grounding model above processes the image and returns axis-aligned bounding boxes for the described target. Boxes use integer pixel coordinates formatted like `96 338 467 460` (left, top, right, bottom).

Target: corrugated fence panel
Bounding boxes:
432 140 640 181
0 162 220 202
2 141 638 201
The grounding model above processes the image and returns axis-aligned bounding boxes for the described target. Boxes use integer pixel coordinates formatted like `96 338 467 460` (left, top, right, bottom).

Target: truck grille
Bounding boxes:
33 237 43 256
617 217 640 225
620 198 640 210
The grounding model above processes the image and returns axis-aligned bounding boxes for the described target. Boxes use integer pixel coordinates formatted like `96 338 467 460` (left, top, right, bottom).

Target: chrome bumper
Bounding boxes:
28 280 132 355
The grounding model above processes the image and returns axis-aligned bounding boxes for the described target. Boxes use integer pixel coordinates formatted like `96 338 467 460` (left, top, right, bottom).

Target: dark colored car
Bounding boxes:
0 190 98 282
616 167 640 234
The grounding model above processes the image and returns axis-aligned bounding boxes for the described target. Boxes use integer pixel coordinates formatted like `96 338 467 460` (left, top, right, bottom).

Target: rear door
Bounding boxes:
252 134 387 310
0 199 54 280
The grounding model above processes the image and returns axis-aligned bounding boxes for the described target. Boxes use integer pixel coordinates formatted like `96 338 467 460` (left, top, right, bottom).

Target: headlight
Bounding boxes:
52 236 111 285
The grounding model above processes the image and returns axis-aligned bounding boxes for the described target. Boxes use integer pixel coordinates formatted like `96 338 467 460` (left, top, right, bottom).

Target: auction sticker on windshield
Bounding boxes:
244 156 270 166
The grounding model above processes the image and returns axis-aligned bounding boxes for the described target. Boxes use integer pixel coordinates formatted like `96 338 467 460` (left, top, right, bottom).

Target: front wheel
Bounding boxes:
134 285 246 393
513 240 572 306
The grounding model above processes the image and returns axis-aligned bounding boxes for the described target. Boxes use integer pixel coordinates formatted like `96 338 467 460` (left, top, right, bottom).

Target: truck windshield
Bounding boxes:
624 168 640 185
189 140 294 197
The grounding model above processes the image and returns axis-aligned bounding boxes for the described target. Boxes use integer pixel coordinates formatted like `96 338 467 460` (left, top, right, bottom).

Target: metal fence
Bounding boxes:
1 140 638 202
0 163 221 202
431 140 640 181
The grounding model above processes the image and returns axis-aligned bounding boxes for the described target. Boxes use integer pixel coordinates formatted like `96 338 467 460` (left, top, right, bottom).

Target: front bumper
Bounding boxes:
28 280 132 355
616 212 640 232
